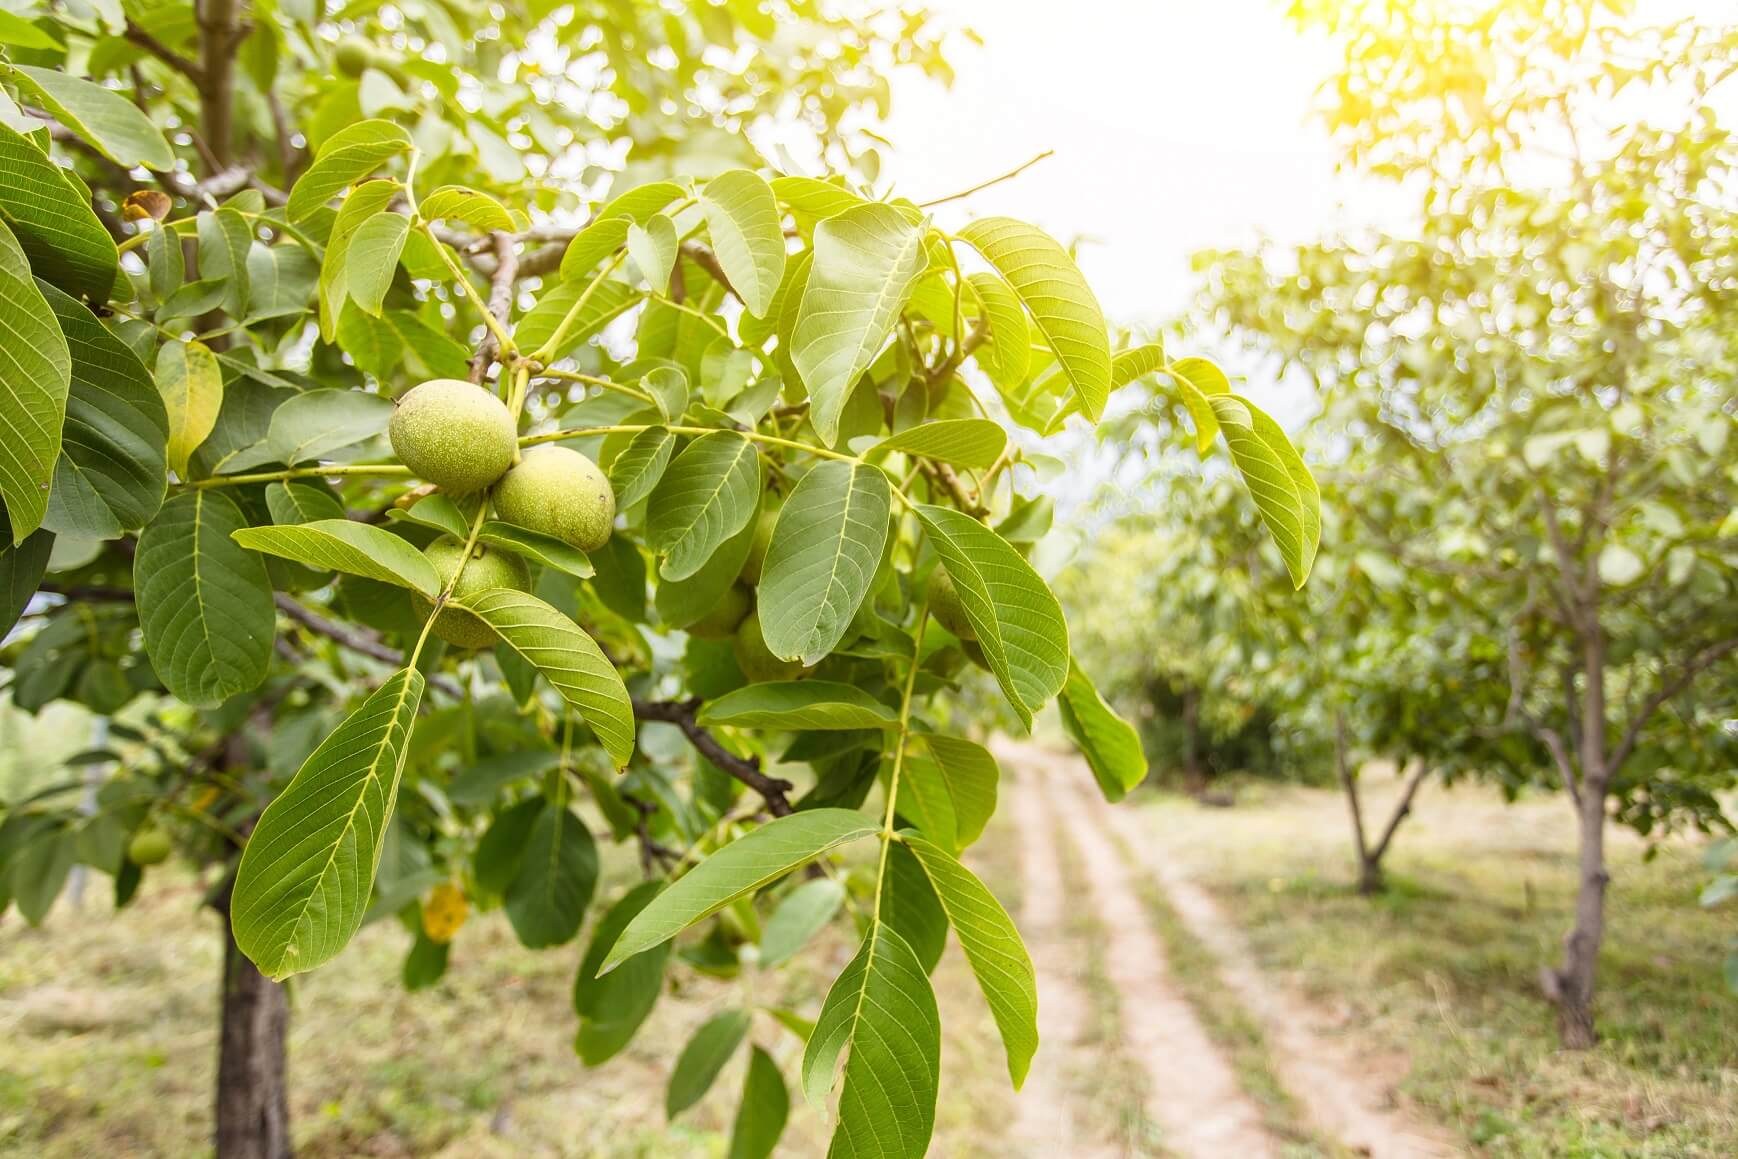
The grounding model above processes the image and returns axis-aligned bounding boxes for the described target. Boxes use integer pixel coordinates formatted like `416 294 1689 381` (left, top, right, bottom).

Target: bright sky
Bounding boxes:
876 0 1405 331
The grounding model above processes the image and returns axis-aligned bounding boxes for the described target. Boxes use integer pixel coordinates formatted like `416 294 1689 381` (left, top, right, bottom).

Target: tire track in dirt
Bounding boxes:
1002 741 1280 1159
1006 746 1119 1159
1088 778 1459 1159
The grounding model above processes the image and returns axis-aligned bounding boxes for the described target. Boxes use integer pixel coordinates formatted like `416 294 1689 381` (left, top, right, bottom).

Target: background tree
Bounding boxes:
1198 0 1738 1046
0 3 1319 1157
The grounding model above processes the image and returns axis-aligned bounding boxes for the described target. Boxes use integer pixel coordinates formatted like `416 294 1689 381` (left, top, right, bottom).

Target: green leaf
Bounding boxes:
1057 659 1147 802
870 419 1006 470
231 668 425 979
880 840 947 974
1208 394 1320 587
474 798 542 895
642 366 689 423
646 431 760 581
573 881 671 1065
0 123 116 301
1111 342 1167 390
667 1009 751 1119
345 212 410 316
559 181 684 281
770 175 870 220
700 170 786 317
263 389 394 467
915 505 1068 729
155 340 223 479
904 834 1037 1088
318 181 399 341
512 278 638 362
455 588 636 767
602 809 878 970
197 208 253 318
904 734 997 851
288 119 412 223
698 681 897 730
0 219 69 542
505 801 598 949
758 461 890 665
802 920 939 1158
9 66 173 169
418 185 516 234
37 281 167 539
1167 356 1228 455
626 213 678 291
728 1046 790 1159
792 203 927 445
232 519 440 594
609 425 676 509
0 512 50 638
265 482 345 525
967 272 1031 391
760 878 846 968
653 504 757 630
134 491 275 706
477 521 595 578
958 217 1110 421
0 12 61 50
248 242 319 323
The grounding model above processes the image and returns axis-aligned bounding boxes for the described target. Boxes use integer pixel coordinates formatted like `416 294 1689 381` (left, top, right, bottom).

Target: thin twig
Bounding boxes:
917 149 1055 208
632 697 794 816
125 21 204 84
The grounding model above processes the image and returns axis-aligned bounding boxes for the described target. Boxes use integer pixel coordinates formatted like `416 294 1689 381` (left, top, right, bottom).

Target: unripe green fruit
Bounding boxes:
492 445 616 552
128 827 172 866
926 565 976 642
738 507 779 585
333 38 374 78
733 609 806 683
389 379 517 495
690 581 752 639
414 537 531 649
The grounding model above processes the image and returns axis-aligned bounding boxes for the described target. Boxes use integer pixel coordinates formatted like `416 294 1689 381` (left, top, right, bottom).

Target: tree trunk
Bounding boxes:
1180 686 1204 794
213 881 293 1158
1545 776 1607 1049
1356 856 1384 897
1544 629 1610 1050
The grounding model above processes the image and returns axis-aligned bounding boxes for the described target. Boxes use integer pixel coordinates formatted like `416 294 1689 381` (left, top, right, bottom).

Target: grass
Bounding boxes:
0 836 1018 1158
1129 770 1738 1158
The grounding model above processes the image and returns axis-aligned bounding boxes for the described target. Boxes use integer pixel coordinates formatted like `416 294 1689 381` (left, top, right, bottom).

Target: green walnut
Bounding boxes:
738 506 780 585
689 581 753 639
732 609 806 683
926 565 977 642
491 445 616 552
414 537 531 649
389 379 517 495
333 38 374 78
128 826 172 866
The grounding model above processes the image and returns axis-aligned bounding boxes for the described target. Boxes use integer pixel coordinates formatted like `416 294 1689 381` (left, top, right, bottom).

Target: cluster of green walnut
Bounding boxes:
389 378 982 673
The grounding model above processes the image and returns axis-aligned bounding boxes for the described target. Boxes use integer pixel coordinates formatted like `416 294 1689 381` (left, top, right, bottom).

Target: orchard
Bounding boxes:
2 2 1733 1158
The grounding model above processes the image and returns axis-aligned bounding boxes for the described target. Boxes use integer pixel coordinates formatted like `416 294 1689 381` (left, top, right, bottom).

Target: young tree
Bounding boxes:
1201 0 1738 1046
0 3 1318 1155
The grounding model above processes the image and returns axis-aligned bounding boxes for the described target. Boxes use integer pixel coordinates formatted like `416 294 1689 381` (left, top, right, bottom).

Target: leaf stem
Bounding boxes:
405 500 490 668
534 367 655 406
424 223 517 357
870 602 930 922
527 251 626 364
185 463 414 490
916 148 1055 208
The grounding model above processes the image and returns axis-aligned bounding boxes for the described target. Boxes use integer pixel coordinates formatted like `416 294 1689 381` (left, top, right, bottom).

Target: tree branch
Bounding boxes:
1369 760 1432 863
631 697 794 816
273 594 463 699
468 230 520 383
1608 635 1738 775
194 0 244 170
125 21 204 85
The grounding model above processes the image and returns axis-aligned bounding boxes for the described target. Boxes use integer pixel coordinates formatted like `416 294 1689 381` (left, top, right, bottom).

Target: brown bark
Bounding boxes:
195 0 244 170
211 878 293 1159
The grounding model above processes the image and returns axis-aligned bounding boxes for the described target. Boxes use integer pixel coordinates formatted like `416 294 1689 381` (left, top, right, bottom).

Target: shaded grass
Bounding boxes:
1130 773 1738 1158
0 836 1017 1158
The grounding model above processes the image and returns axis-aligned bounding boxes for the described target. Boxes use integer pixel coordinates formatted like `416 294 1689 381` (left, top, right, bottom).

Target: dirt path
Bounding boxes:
1005 746 1119 1158
1001 740 1280 1159
1091 781 1459 1159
